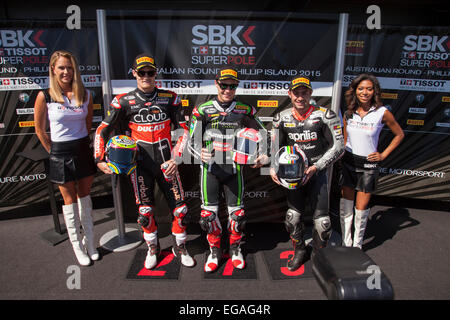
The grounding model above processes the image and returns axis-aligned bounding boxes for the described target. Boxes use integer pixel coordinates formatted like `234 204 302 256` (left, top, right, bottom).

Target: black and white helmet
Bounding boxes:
274 145 308 189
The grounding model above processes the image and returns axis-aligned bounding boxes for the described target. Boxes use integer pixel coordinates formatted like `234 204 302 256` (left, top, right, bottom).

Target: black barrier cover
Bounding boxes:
344 25 450 201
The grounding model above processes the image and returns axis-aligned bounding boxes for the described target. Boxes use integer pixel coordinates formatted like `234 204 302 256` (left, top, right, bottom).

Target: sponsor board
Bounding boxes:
183 190 269 199
18 121 35 127
343 76 450 93
380 167 446 178
407 119 424 126
257 100 278 107
0 173 46 184
381 93 398 99
112 79 333 96
345 40 364 56
408 107 427 114
16 108 34 115
0 75 101 91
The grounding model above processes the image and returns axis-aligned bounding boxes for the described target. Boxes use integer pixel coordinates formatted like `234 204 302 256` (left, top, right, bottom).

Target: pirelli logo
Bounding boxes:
158 93 172 98
382 93 398 99
407 119 424 126
93 104 102 110
136 57 154 65
19 121 35 127
257 100 278 107
221 69 237 78
181 99 189 107
292 77 310 86
442 96 450 102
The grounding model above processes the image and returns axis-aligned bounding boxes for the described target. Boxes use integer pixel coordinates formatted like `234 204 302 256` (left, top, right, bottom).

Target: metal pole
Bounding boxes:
328 13 349 216
96 9 142 252
331 13 349 114
96 9 112 114
96 9 125 237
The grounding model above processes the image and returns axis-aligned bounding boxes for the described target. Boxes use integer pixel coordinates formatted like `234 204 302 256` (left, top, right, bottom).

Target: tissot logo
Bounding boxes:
400 79 413 86
400 79 446 88
244 82 258 89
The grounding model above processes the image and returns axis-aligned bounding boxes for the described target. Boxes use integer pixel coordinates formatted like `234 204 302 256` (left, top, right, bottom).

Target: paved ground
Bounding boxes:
0 200 449 302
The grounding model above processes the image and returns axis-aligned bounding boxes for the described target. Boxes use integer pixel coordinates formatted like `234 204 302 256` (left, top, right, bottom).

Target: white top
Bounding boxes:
47 91 90 142
345 106 386 157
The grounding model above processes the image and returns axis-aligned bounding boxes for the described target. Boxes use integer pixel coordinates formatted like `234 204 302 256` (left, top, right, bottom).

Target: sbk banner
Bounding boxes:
0 22 107 206
1 15 448 213
344 25 450 201
103 11 341 222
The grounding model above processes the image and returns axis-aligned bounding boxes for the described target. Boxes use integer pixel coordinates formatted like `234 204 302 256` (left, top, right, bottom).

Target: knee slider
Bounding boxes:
314 216 331 242
137 205 154 228
173 203 188 226
285 209 303 240
199 209 220 234
228 208 246 233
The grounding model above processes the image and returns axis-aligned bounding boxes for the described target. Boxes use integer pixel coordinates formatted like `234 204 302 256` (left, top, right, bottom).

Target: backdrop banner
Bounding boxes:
1 14 448 218
343 25 450 201
0 22 107 207
103 11 340 223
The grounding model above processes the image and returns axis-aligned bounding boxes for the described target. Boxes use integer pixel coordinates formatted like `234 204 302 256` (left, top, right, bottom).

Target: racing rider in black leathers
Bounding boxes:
94 53 194 269
270 76 344 271
187 67 268 272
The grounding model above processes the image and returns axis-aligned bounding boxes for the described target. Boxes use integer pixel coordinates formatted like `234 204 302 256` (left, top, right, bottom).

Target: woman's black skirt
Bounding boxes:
49 136 97 184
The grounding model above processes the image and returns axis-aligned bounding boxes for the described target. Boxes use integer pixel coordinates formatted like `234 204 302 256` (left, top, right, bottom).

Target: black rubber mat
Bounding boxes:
262 248 314 280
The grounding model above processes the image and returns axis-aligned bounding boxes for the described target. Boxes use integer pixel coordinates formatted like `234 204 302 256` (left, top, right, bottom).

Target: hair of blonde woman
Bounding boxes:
48 50 86 107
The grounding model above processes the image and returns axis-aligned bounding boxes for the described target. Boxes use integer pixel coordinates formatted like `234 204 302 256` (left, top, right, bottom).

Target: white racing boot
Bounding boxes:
172 233 195 267
144 231 159 269
340 198 355 247
62 203 91 266
204 246 221 273
78 195 100 261
353 208 370 249
230 243 245 269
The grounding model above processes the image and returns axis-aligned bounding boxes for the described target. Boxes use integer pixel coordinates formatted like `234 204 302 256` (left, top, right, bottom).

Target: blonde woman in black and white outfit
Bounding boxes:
34 50 98 266
340 74 404 249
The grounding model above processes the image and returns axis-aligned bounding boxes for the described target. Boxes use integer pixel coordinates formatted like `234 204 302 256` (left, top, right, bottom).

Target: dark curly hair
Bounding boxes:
344 73 383 114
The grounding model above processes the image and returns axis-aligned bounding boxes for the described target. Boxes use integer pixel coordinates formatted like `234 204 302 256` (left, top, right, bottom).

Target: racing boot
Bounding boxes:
340 198 355 247
144 231 160 269
311 215 332 261
287 239 307 271
204 246 221 273
78 195 100 261
62 203 91 266
172 234 195 267
230 243 245 269
353 208 370 249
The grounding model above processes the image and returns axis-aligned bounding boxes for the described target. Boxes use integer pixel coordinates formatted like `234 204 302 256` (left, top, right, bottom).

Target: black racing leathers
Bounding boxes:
94 87 189 237
187 98 267 248
272 105 344 250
